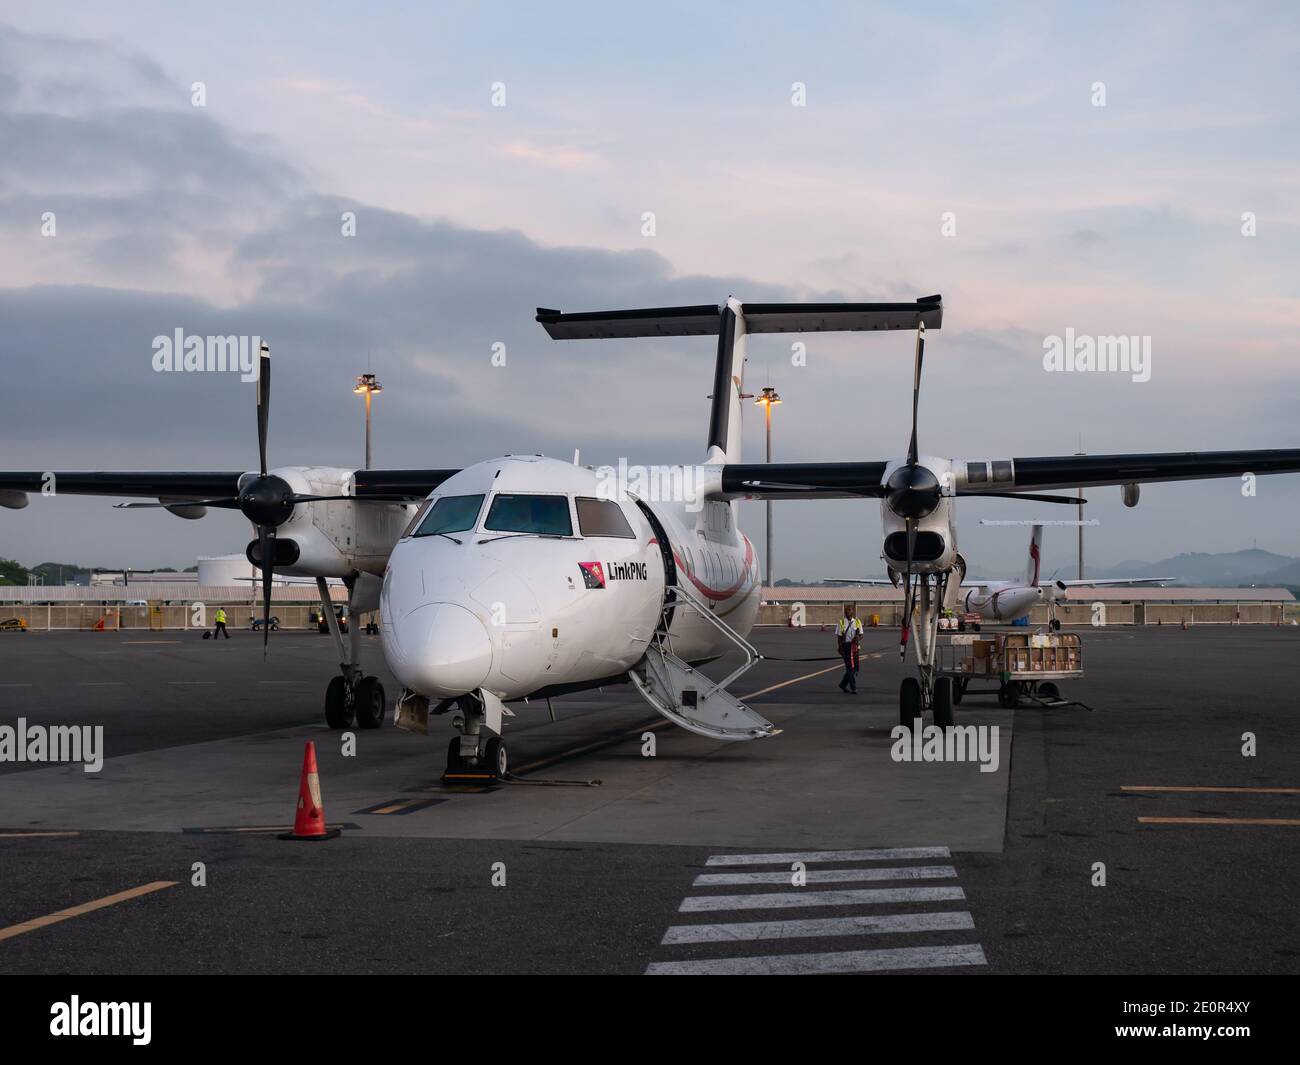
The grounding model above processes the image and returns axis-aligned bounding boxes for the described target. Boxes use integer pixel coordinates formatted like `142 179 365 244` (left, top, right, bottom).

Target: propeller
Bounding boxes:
109 342 419 655
892 325 933 658
243 341 285 654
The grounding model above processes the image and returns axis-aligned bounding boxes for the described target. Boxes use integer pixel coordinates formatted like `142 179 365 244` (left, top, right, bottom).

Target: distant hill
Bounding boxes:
1099 548 1298 587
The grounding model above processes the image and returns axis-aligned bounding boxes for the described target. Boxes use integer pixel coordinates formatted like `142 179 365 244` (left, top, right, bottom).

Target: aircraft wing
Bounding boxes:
1054 577 1174 587
0 468 458 506
827 576 1001 591
0 471 245 505
720 462 890 500
974 449 1300 493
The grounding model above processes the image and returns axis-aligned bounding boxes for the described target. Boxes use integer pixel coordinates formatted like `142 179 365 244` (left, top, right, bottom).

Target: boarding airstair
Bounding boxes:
628 584 780 741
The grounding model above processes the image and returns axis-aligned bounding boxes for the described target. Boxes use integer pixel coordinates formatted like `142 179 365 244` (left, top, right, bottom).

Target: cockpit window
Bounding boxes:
412 494 484 537
484 493 573 536
400 499 434 538
576 497 635 538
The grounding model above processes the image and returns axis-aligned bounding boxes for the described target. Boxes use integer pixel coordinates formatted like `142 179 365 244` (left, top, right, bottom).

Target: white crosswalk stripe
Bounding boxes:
647 943 987 976
693 864 957 886
647 846 986 975
704 847 950 866
681 886 966 911
662 910 975 945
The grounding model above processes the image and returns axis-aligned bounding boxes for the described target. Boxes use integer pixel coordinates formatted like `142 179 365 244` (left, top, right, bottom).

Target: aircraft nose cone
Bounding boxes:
397 603 492 697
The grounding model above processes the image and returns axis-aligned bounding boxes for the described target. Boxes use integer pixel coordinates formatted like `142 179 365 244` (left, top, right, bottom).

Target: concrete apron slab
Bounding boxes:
0 700 1013 852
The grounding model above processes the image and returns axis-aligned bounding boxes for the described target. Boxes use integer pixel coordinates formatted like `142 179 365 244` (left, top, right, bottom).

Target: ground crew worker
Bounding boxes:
213 606 229 640
836 603 864 693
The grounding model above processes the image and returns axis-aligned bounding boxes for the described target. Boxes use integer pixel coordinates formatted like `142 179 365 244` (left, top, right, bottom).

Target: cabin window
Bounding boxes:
484 493 573 537
413 494 484 537
576 497 635 538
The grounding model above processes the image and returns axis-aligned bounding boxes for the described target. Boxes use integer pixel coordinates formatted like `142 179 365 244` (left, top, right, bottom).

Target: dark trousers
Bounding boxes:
214 622 229 639
839 643 859 691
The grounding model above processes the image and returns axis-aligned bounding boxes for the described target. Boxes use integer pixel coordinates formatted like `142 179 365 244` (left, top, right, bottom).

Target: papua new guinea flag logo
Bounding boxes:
578 561 606 589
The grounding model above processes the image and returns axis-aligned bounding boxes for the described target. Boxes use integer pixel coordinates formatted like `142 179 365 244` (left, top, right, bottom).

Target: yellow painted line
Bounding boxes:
1123 785 1300 795
0 831 80 839
1139 817 1300 826
740 665 840 700
511 653 883 776
0 881 177 943
741 651 887 701
370 800 422 815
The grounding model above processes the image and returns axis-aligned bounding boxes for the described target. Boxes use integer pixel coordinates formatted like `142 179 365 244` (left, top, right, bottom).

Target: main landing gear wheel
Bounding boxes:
353 676 386 729
899 677 922 729
325 675 354 729
933 676 955 728
482 737 508 780
446 737 464 771
997 682 1020 709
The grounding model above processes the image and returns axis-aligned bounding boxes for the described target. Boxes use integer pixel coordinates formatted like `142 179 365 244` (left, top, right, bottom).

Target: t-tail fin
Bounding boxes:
1025 524 1043 586
705 298 747 464
535 295 942 465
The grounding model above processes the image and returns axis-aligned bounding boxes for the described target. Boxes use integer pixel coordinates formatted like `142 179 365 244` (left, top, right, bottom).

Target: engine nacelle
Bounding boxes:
1121 482 1140 507
246 537 302 568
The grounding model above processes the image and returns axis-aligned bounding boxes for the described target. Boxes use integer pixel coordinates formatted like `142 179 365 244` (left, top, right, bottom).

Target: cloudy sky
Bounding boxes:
1 2 1297 577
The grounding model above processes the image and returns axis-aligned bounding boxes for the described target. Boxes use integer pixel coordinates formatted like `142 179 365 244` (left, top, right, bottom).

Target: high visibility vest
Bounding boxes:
837 617 863 640
215 609 226 623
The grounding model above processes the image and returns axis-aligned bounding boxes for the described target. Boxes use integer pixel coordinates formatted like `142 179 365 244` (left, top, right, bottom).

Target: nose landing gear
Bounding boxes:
443 689 512 782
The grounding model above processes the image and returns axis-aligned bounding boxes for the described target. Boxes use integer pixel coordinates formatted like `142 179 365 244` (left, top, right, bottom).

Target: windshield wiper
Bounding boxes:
428 531 463 544
476 532 566 544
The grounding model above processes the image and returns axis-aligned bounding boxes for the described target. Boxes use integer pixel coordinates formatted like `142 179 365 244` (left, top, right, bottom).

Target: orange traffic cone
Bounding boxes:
279 741 340 841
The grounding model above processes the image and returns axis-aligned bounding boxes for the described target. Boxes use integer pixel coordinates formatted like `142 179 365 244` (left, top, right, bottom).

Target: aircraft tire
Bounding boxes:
933 677 954 727
325 675 354 729
354 676 385 729
899 677 922 728
483 737 508 780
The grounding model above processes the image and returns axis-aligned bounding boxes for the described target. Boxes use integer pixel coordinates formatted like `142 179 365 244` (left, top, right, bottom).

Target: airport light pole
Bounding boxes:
354 373 383 470
755 386 781 588
1075 447 1085 579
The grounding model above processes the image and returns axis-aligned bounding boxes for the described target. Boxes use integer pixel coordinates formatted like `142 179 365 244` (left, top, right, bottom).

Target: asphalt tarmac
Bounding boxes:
0 623 1296 974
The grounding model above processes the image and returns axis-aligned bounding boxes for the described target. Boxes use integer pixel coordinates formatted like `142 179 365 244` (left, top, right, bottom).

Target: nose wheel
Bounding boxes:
444 735 508 780
483 737 508 779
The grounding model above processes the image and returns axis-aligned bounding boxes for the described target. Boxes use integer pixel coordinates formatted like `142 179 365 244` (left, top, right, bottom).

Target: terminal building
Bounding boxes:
757 585 1296 627
0 582 1293 631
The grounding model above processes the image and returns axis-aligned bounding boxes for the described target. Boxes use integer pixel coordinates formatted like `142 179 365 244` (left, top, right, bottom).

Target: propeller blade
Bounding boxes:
957 491 1088 505
256 341 270 478
900 518 918 658
258 524 274 655
907 324 925 466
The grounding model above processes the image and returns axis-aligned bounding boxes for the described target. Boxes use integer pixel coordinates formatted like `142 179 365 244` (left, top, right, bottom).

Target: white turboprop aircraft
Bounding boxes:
3 294 1299 772
828 521 1171 629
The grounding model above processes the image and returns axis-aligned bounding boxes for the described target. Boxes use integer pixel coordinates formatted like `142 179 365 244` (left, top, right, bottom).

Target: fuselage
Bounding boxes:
962 582 1043 622
378 455 760 704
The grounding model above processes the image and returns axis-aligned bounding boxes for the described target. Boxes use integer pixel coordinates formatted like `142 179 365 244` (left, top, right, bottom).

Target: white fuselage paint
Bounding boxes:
962 583 1044 623
379 455 760 703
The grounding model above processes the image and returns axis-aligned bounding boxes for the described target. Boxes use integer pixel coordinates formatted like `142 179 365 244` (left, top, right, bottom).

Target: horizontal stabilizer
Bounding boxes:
536 305 723 340
536 296 942 340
